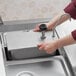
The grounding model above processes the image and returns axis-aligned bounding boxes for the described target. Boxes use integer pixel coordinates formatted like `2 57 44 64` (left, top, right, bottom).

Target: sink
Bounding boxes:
0 19 75 76
5 56 68 76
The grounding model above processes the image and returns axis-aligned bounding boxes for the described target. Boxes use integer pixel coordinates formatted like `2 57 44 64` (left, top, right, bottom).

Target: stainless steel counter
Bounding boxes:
56 19 76 74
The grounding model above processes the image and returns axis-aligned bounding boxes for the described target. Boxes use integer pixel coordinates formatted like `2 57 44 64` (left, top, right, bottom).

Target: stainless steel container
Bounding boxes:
3 30 57 60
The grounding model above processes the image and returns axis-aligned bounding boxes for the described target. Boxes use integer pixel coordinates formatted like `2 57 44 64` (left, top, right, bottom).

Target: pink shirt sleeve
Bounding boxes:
64 0 76 40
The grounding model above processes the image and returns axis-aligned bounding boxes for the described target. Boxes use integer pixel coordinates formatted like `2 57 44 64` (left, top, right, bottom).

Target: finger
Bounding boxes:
46 49 54 54
46 51 51 54
43 46 51 54
33 28 40 32
39 45 44 50
44 46 48 51
38 43 45 50
44 47 50 54
33 24 40 32
37 43 43 47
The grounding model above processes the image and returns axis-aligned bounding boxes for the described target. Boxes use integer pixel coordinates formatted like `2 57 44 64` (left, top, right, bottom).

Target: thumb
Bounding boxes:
33 24 40 32
37 43 43 47
33 28 40 32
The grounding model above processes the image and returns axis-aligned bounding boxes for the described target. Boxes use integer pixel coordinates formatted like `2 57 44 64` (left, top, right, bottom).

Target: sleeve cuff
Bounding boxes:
64 2 76 19
71 30 76 40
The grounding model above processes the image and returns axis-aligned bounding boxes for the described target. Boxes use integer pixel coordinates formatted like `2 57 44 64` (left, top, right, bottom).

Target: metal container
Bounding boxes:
3 30 57 60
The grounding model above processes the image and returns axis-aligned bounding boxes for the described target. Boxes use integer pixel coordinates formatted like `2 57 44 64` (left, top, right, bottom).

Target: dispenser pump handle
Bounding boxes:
39 24 47 31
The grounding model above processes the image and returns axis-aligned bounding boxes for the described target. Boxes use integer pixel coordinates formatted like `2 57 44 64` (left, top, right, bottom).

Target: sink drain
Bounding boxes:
16 71 34 76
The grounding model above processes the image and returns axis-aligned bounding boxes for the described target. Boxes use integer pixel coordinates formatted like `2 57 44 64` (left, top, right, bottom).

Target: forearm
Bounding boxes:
48 11 70 29
56 34 76 48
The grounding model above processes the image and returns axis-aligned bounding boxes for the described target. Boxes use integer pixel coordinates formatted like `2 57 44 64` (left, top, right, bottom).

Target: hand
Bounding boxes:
37 40 58 54
33 23 52 32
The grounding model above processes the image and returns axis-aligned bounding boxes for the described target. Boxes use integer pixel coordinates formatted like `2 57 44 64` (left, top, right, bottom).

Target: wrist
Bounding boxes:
47 22 55 30
55 39 63 49
55 34 76 49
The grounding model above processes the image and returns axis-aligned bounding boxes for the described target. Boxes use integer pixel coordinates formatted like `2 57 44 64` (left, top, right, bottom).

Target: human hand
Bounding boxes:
37 40 58 54
33 23 52 32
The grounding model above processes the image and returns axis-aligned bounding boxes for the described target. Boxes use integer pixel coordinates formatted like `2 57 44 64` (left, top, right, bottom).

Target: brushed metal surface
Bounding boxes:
5 30 53 50
5 60 66 76
4 30 57 60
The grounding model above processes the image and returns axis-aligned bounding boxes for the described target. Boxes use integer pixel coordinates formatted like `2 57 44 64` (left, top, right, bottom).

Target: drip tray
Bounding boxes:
5 58 67 76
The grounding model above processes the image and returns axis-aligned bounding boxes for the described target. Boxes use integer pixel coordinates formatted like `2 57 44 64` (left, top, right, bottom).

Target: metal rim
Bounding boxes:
16 71 34 76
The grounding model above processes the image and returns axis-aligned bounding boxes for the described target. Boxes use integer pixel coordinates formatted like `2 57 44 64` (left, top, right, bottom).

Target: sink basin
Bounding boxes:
5 57 67 76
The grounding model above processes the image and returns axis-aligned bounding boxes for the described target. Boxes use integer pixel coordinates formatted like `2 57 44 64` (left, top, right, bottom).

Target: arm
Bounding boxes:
38 34 76 54
34 0 76 32
48 0 76 29
56 34 76 48
37 0 76 54
38 0 76 54
34 11 70 31
47 11 70 30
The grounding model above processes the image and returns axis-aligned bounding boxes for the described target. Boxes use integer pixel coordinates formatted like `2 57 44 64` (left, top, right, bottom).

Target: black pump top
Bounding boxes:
39 24 47 31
